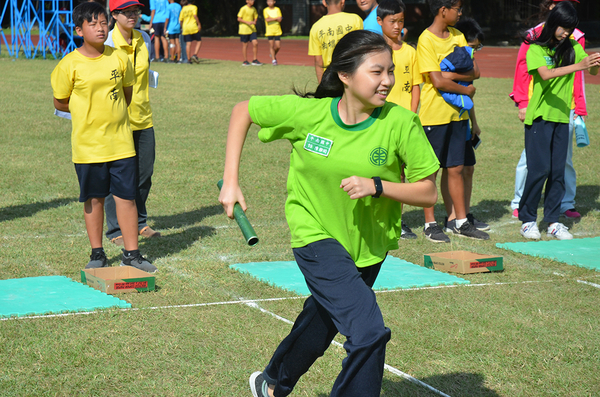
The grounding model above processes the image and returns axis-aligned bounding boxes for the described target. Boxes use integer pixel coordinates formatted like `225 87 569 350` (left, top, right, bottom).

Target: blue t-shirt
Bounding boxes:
150 0 169 23
363 6 382 35
167 2 182 34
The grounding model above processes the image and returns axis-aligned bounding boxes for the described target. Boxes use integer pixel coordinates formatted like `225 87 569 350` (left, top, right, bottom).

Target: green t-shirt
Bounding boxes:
249 95 439 267
525 40 586 125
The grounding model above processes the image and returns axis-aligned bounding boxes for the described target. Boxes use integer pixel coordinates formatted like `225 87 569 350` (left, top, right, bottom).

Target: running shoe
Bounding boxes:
120 250 157 273
424 223 450 243
451 221 490 240
520 221 541 240
250 372 270 397
401 221 417 240
547 222 573 240
86 250 108 269
467 213 490 231
562 209 581 219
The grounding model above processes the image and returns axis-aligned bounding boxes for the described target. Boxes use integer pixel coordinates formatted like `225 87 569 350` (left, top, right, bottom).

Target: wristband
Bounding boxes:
372 177 383 198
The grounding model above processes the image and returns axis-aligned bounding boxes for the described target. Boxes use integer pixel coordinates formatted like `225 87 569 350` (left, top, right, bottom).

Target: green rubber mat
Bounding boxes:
231 255 470 295
497 237 600 271
0 276 132 318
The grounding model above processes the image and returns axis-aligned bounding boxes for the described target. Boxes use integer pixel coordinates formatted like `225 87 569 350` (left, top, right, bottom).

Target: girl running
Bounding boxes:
219 30 440 397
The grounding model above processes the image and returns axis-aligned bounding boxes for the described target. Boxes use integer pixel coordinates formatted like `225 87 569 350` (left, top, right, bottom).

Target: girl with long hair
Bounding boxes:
518 1 599 240
219 30 440 397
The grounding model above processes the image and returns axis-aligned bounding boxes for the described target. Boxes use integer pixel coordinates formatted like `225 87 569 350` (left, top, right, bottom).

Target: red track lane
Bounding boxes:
198 37 600 84
4 34 598 83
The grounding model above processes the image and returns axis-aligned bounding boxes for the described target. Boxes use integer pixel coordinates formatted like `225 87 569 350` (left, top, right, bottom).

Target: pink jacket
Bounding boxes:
509 23 587 116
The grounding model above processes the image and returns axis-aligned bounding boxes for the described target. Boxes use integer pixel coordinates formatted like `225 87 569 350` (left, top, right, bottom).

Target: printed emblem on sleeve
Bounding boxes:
304 133 333 157
369 147 388 166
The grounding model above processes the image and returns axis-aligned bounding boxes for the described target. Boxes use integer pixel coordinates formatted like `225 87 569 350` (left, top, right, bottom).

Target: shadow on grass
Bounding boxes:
125 205 224 261
315 371 499 396
151 204 224 229
573 184 600 217
382 372 501 396
0 197 78 223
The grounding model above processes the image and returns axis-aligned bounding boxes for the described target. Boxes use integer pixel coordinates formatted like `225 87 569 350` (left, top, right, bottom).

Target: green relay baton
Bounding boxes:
217 179 259 246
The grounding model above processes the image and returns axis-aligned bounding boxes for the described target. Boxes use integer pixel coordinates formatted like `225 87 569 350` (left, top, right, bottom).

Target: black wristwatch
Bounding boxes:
372 177 383 198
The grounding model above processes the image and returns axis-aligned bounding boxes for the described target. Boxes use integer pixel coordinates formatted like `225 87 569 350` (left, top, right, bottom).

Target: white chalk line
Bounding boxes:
241 299 451 397
576 279 600 289
3 275 595 394
2 276 589 322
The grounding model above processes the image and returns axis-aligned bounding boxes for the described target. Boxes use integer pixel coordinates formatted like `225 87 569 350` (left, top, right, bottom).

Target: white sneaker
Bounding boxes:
547 222 573 240
521 221 541 240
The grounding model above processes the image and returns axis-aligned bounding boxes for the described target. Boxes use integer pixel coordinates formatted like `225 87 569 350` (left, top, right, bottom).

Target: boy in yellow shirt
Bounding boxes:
377 0 420 112
377 0 421 239
264 0 282 65
237 0 262 66
51 2 156 272
416 0 488 241
308 0 362 82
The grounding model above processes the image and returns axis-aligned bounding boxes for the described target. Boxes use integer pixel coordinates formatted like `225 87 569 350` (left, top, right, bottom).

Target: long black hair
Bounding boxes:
295 30 392 99
524 1 579 68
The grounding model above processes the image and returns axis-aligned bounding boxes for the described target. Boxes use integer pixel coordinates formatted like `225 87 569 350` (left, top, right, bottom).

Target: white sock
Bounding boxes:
455 218 467 228
425 222 437 229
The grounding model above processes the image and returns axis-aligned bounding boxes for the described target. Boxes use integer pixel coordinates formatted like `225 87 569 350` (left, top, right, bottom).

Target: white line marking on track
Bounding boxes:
576 280 600 289
240 298 452 397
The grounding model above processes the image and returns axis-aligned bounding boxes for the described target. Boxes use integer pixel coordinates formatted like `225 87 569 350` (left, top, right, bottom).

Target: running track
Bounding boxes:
199 37 600 84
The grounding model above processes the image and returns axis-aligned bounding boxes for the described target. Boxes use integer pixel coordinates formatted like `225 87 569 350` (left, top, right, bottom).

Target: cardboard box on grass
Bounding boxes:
81 267 155 294
424 250 503 274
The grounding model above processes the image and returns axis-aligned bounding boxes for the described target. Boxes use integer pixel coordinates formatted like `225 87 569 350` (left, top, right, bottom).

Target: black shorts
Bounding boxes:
183 32 202 42
153 22 166 37
169 33 180 40
267 36 281 41
74 157 137 202
423 120 469 168
464 139 476 167
240 32 257 43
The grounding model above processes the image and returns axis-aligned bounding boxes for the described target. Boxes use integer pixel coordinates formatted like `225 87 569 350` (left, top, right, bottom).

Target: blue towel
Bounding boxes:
439 46 474 117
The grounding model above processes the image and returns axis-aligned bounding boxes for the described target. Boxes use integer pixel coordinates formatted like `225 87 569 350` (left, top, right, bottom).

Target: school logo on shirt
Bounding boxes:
304 133 333 157
544 56 554 67
369 147 387 166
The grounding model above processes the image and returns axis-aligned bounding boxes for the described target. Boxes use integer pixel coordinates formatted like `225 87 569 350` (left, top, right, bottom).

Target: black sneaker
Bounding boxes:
444 216 455 233
86 250 107 269
424 223 450 243
452 221 490 240
120 250 157 273
251 59 263 66
250 371 270 397
401 221 417 240
467 213 490 231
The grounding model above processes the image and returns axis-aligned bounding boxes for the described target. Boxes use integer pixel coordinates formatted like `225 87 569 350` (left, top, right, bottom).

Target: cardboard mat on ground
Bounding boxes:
496 237 600 271
424 250 504 274
0 276 131 319
231 255 470 296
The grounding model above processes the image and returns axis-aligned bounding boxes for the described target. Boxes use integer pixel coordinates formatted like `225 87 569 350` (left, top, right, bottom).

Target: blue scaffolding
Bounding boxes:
1 0 76 59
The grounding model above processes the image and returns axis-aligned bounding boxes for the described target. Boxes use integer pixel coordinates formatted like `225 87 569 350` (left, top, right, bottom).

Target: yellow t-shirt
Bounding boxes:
238 5 257 35
180 4 199 35
263 6 282 37
416 27 469 126
387 43 422 111
108 27 153 130
308 12 363 68
51 46 136 164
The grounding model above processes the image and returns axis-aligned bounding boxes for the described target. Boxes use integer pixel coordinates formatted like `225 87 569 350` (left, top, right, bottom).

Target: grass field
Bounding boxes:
1 54 600 397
